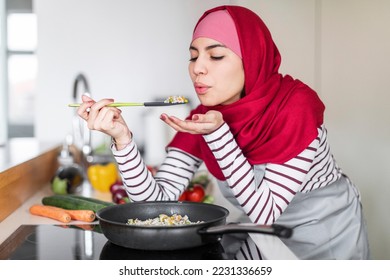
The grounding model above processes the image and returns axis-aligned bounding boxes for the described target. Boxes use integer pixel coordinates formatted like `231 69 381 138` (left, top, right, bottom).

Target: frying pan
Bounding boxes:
96 201 292 251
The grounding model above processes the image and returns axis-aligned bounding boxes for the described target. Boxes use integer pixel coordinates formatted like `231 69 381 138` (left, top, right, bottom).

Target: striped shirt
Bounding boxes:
112 123 342 225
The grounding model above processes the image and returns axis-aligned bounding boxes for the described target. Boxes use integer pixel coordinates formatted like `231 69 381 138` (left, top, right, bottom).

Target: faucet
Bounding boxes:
72 73 93 168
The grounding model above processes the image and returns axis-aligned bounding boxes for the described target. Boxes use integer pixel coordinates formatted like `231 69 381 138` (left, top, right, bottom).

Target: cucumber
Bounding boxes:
68 195 115 207
42 194 114 212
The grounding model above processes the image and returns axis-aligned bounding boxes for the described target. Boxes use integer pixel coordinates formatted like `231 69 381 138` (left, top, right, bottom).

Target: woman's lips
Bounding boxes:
194 83 210 94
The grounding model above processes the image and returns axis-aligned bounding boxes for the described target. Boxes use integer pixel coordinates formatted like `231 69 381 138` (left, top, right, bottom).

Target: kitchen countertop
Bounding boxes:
0 181 297 260
0 182 111 245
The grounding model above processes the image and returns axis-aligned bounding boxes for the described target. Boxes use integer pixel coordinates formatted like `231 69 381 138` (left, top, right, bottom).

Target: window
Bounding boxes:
3 0 37 138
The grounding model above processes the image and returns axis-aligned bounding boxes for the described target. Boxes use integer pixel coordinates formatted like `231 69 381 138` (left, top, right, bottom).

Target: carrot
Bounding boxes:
63 209 96 222
29 204 71 223
45 205 96 222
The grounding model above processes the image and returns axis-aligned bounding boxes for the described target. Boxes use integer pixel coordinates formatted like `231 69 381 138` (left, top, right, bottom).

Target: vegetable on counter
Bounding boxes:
42 194 114 212
179 184 205 202
179 173 213 203
30 204 96 223
51 165 84 194
87 162 118 192
105 170 214 204
68 195 115 207
109 181 130 204
29 204 71 223
47 206 96 222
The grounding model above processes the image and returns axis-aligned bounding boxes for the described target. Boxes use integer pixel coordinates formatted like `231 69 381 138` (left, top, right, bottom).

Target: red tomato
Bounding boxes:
178 191 188 201
118 197 130 204
186 185 205 202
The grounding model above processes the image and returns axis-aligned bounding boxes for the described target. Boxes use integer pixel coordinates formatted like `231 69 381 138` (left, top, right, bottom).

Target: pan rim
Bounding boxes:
96 201 230 229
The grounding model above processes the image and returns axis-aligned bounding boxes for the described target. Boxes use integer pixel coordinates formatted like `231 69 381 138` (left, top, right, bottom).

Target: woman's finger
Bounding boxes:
167 115 207 133
77 97 95 120
81 94 93 102
160 114 189 133
87 98 114 124
161 112 224 135
93 107 121 131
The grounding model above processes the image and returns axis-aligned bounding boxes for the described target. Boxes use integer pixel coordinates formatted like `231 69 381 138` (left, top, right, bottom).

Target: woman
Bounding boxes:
78 5 370 259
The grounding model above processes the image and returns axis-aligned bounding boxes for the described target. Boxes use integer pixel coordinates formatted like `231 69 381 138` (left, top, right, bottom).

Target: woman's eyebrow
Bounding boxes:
189 44 227 51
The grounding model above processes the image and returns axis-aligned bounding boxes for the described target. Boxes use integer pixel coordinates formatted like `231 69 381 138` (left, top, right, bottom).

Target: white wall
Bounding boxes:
0 0 7 145
34 0 227 149
35 0 390 259
320 0 390 260
234 0 318 87
235 0 390 260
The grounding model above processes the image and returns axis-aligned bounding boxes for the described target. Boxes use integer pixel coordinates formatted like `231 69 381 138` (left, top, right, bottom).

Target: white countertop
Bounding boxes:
0 182 110 245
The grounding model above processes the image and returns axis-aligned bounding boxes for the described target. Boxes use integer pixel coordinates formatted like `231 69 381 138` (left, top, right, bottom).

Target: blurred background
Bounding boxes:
0 0 389 259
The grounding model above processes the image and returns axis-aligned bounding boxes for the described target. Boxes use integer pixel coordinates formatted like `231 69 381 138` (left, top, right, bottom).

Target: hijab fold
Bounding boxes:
168 5 325 180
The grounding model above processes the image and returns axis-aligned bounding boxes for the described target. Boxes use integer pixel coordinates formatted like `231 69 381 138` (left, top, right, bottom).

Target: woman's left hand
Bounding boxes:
160 110 224 135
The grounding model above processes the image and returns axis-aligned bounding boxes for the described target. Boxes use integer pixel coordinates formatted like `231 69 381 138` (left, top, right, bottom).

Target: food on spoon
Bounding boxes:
126 214 203 226
164 96 189 104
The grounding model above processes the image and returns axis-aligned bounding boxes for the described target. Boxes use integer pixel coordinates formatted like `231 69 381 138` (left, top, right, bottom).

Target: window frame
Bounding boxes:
2 0 36 139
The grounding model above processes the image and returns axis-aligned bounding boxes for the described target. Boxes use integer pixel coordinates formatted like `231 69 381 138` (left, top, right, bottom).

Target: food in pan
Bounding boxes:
164 96 189 104
126 213 202 226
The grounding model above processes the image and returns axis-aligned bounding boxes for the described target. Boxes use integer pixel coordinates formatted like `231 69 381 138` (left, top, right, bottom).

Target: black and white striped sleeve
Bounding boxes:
203 123 319 225
111 140 202 202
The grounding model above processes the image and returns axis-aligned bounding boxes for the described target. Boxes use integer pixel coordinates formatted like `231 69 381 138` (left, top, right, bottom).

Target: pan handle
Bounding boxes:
199 223 293 239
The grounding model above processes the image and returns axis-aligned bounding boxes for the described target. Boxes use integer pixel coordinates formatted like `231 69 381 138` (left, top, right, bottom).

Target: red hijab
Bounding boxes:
167 5 325 180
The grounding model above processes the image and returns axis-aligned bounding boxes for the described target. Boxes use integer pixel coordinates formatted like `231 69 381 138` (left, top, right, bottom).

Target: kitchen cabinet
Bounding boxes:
0 143 60 222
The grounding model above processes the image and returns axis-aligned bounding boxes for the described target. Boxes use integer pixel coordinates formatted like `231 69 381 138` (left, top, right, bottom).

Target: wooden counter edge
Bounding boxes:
0 146 61 222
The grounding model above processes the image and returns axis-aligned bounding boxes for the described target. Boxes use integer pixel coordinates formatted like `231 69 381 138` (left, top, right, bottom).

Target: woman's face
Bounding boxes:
188 37 245 106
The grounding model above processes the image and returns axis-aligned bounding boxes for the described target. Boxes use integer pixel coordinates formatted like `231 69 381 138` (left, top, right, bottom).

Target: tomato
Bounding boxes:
186 184 205 202
118 197 130 204
178 191 188 201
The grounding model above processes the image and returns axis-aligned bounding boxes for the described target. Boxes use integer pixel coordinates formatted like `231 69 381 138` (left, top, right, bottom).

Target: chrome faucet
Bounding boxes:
72 73 93 167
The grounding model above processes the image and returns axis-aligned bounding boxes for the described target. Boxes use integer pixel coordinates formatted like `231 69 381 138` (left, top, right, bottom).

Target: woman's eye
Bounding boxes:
211 56 224 61
189 55 224 62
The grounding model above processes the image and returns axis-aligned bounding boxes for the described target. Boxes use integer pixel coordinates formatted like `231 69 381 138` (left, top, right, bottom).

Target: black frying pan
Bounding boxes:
96 201 292 251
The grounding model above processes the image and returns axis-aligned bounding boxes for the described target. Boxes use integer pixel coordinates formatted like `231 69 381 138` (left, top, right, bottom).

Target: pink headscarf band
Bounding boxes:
192 9 242 58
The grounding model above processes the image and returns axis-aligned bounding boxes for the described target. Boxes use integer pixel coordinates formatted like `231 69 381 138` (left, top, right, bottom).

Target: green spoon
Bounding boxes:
69 96 189 107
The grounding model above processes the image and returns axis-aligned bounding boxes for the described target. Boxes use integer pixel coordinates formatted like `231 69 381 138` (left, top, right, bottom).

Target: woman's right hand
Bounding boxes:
77 95 132 149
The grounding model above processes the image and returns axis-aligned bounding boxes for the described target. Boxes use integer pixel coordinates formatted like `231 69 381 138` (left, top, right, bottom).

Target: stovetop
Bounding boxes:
0 224 248 260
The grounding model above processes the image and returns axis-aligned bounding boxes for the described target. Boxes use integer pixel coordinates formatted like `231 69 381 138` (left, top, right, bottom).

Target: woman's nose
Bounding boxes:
192 58 207 76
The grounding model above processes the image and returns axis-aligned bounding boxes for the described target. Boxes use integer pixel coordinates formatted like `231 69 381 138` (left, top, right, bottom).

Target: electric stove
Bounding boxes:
0 224 249 260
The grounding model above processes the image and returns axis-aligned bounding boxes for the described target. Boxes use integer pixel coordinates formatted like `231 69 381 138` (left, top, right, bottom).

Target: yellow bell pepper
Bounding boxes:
87 162 118 192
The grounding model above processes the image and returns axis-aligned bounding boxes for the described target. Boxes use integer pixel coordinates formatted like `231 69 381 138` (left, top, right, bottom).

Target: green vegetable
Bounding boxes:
51 176 68 195
51 165 84 194
68 195 115 207
190 174 210 188
42 195 114 212
202 195 214 204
